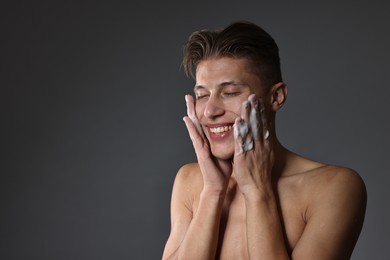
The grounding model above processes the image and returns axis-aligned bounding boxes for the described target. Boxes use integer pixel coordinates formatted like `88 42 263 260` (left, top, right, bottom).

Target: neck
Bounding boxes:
270 137 290 179
267 122 298 179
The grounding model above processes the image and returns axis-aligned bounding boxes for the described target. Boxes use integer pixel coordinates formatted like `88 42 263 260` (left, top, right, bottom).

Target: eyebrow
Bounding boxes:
194 81 247 92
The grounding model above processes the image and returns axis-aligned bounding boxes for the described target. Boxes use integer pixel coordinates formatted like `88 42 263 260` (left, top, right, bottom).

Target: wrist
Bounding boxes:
201 177 230 196
242 185 275 203
201 186 228 200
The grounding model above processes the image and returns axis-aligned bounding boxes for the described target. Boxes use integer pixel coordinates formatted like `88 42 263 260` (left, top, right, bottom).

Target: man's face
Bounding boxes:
194 57 265 160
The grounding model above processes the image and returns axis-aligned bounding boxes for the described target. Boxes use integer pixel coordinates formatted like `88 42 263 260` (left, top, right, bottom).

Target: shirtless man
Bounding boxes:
162 21 367 259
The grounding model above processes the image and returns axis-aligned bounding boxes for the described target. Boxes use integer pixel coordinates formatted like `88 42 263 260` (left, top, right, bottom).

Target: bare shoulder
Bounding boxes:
175 163 202 186
163 163 203 259
283 153 366 197
304 164 366 200
289 162 367 258
301 164 367 231
172 163 203 202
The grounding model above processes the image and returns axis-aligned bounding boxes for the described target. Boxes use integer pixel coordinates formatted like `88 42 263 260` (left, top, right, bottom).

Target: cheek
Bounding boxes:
224 98 247 117
195 103 204 118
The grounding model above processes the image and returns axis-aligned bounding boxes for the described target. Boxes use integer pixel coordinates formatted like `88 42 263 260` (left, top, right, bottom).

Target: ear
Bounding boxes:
270 82 288 112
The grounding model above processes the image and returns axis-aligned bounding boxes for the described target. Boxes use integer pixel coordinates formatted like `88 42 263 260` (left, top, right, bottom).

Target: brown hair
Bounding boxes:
182 21 282 89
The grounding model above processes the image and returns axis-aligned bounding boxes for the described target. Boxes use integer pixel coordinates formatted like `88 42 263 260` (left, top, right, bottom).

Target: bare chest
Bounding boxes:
215 186 307 259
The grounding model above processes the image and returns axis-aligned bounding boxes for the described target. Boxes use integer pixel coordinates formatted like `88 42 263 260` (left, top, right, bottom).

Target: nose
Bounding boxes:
204 95 225 119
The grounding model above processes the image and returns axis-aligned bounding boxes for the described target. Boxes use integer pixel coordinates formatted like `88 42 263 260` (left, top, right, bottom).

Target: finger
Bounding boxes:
241 99 251 124
234 117 244 155
185 94 195 117
233 120 245 170
258 99 269 141
248 94 260 140
234 117 253 155
185 95 203 134
240 98 255 148
183 116 205 150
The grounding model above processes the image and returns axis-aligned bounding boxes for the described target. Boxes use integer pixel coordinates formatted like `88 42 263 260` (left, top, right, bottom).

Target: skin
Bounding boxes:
162 57 367 260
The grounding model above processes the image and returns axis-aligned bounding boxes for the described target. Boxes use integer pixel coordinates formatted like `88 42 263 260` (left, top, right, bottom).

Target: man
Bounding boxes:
162 21 366 259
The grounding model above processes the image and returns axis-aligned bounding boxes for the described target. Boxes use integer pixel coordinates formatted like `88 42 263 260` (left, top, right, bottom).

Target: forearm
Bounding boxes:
245 187 290 260
169 189 226 260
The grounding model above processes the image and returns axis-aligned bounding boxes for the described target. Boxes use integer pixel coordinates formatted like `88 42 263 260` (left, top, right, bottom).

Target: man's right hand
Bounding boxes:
183 95 232 193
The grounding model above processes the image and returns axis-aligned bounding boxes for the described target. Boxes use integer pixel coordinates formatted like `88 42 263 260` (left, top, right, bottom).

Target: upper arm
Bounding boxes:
162 164 198 259
292 169 367 260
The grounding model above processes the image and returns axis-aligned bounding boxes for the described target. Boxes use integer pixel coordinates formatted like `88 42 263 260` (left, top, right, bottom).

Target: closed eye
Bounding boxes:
196 94 209 100
223 92 240 97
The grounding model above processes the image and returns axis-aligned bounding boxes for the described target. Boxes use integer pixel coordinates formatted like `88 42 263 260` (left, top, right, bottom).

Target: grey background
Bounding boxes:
2 1 389 259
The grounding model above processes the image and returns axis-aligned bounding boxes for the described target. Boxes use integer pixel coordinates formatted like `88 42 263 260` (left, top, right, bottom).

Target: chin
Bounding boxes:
210 146 234 160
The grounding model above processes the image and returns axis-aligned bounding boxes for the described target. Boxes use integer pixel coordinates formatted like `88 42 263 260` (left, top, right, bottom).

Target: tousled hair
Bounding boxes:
182 21 282 89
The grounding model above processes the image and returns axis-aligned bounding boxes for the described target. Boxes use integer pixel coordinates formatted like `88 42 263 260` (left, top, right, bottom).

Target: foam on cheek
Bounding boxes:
239 120 248 136
243 137 254 152
234 120 253 154
249 107 258 140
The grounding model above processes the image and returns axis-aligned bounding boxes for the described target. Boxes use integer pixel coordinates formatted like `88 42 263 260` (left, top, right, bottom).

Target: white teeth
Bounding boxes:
210 125 233 134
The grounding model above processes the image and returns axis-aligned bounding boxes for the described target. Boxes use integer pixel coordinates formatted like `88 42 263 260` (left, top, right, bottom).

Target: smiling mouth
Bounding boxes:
209 125 233 134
